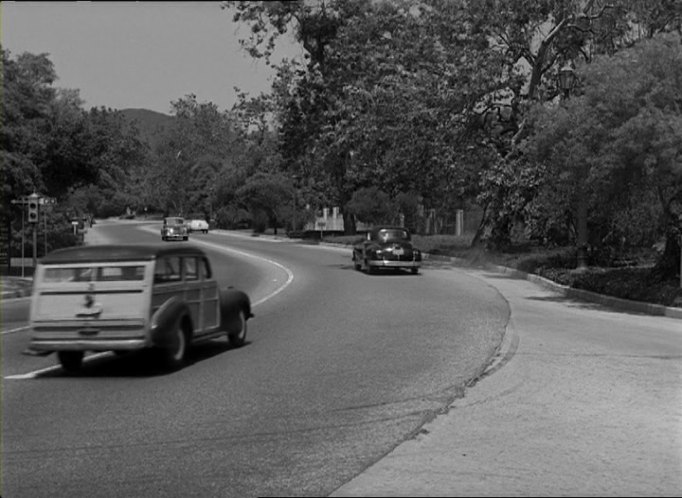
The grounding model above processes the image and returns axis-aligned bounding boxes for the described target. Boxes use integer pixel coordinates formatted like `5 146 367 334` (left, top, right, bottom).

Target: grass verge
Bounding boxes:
322 233 682 308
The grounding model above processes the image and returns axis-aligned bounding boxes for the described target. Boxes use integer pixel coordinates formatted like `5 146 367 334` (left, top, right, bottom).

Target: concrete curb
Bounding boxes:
424 253 682 320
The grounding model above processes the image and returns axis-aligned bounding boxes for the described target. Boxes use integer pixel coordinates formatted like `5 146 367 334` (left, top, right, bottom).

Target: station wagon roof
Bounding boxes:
40 244 207 264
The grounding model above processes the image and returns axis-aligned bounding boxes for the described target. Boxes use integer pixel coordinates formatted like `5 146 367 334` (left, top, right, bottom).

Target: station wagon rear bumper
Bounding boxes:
30 320 149 351
30 337 148 351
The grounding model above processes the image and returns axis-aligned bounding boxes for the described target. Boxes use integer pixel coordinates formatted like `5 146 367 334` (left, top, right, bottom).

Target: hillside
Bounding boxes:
119 108 174 151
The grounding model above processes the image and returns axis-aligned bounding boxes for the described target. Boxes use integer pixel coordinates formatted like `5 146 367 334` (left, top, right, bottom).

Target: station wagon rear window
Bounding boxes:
43 265 146 282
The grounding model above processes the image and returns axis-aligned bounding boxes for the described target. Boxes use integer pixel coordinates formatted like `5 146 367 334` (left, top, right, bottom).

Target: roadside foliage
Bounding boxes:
2 0 681 279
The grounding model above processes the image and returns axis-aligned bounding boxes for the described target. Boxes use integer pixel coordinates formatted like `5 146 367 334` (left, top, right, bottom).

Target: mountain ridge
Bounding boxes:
119 108 174 150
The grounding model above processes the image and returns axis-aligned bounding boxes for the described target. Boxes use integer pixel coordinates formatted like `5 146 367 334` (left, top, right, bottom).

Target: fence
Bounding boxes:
304 206 483 235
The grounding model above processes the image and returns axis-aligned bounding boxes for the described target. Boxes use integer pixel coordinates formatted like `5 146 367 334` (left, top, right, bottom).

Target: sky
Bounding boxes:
1 1 301 115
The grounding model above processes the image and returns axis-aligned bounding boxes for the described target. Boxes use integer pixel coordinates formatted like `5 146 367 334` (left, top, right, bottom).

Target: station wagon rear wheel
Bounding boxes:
58 351 84 372
158 317 187 369
227 310 248 347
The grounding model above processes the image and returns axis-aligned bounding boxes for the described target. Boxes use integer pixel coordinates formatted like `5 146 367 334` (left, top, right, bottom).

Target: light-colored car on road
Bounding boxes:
187 218 209 233
28 244 254 372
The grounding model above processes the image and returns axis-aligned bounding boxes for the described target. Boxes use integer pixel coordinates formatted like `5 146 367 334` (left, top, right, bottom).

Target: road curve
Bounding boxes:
2 221 509 498
332 266 682 497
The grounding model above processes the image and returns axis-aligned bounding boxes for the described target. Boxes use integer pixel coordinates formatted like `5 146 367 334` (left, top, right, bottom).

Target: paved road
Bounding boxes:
3 220 509 497
331 267 682 496
3 220 681 496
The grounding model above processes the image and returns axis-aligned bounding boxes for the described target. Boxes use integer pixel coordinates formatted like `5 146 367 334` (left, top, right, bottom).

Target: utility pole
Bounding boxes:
21 203 25 277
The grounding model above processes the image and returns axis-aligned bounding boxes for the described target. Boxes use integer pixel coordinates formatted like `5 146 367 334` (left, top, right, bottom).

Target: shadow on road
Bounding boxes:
31 340 249 378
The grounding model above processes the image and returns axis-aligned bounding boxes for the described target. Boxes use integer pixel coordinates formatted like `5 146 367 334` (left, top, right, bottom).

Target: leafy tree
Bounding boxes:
1 48 56 201
228 0 512 234
345 186 395 226
472 0 682 248
522 33 682 273
150 94 240 216
235 171 294 234
63 106 150 217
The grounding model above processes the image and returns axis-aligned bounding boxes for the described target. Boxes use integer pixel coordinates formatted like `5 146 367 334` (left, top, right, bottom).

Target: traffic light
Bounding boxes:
28 198 39 223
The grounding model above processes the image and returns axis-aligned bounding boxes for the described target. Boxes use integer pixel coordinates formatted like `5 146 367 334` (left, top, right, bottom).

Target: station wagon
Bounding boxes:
28 244 253 372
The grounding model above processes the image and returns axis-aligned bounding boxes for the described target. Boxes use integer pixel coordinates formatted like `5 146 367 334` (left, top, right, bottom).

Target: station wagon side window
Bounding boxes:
96 265 145 281
199 257 212 280
184 257 199 281
154 256 182 283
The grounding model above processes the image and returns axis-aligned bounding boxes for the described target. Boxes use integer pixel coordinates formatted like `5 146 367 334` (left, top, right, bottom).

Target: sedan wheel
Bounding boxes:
227 310 248 347
58 351 84 372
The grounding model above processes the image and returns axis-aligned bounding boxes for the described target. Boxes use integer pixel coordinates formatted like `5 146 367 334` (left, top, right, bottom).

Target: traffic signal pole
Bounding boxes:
28 192 39 273
12 192 53 276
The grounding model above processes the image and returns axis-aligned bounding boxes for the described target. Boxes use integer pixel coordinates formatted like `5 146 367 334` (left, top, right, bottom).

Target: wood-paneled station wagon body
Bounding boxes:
29 244 253 372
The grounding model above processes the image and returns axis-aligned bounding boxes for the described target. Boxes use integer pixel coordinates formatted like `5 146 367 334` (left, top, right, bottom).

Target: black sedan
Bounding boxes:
352 226 422 274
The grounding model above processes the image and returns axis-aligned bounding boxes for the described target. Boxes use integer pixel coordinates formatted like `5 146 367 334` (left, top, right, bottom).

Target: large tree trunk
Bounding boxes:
470 202 489 248
653 232 681 280
343 211 356 235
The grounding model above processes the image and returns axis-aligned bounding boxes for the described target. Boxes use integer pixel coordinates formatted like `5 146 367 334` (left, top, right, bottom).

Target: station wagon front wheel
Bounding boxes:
58 351 84 372
227 310 248 347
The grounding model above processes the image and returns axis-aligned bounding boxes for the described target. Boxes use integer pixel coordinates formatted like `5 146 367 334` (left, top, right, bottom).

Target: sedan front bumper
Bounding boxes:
163 233 187 240
367 259 420 269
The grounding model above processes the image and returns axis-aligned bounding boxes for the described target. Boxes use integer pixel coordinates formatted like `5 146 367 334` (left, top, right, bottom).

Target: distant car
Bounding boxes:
28 244 254 372
161 216 188 241
187 219 209 233
352 226 422 274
